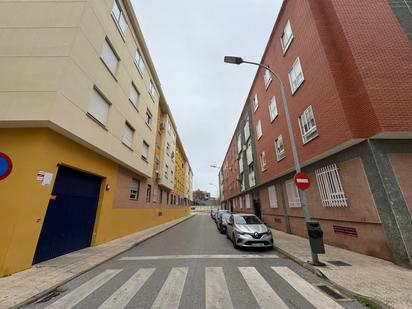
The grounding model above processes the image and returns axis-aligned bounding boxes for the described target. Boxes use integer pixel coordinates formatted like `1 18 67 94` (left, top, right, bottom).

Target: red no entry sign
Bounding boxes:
294 172 310 190
0 152 13 181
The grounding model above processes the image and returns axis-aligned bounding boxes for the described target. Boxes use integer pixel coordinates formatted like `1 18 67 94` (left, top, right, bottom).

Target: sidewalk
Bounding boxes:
0 214 194 309
271 229 412 309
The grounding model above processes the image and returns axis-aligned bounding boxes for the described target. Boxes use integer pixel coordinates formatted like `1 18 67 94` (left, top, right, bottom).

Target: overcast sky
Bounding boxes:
132 0 283 197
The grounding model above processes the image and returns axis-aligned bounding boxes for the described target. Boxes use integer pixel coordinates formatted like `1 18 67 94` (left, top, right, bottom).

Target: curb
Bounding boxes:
13 214 195 309
274 244 391 309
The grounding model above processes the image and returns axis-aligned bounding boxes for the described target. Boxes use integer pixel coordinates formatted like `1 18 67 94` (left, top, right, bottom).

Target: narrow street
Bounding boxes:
24 214 364 309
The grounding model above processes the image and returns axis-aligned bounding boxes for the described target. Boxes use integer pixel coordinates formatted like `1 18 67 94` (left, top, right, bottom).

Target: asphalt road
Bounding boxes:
24 213 365 309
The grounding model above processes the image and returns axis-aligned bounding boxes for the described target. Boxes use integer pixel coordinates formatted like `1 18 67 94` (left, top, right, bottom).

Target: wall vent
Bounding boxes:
333 225 358 237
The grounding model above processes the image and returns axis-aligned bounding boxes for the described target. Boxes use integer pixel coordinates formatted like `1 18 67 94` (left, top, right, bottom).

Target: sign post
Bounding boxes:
0 152 13 181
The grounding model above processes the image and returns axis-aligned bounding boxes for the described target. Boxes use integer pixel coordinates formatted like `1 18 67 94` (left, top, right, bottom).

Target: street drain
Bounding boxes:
317 285 345 299
36 289 62 303
327 260 352 266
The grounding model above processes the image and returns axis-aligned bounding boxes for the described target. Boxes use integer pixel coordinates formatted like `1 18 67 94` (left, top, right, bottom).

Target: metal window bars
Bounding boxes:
315 163 348 207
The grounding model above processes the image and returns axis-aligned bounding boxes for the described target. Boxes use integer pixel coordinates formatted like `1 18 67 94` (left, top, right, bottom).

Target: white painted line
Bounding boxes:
98 268 155 309
272 267 344 309
151 267 188 309
238 267 288 309
119 254 278 261
205 267 234 309
45 269 121 309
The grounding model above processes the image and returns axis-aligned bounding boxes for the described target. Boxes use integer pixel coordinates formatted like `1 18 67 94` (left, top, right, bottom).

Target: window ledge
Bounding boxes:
276 154 286 162
141 156 148 163
302 131 319 145
111 13 126 42
270 114 278 123
291 80 305 96
100 57 118 81
86 113 108 131
282 36 294 56
265 78 273 90
129 100 139 112
122 142 134 151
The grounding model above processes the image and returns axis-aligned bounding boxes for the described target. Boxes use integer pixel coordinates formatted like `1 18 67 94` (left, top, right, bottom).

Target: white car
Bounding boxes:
226 213 273 249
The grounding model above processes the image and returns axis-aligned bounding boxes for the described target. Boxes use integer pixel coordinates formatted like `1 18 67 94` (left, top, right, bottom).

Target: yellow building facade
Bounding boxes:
0 0 191 276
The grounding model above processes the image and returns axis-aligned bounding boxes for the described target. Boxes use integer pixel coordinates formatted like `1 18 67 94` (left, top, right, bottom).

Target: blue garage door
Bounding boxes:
33 165 102 264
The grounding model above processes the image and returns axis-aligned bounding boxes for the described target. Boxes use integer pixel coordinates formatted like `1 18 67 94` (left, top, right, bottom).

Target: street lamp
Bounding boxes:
224 56 324 266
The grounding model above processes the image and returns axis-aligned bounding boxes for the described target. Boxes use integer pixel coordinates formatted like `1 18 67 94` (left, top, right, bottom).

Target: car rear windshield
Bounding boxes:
234 215 262 225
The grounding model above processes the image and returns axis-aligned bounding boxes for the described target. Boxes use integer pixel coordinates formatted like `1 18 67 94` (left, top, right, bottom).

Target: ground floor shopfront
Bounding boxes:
0 128 189 277
223 139 412 268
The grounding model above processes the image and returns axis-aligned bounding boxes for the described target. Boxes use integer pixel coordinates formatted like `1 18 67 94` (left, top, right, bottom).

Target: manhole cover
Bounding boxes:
317 285 345 299
327 260 352 266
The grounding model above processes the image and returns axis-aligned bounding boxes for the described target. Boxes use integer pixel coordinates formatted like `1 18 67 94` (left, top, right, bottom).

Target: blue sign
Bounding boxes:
0 152 12 181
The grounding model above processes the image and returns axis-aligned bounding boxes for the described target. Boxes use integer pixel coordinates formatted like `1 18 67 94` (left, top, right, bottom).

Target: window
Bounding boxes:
165 164 169 179
268 185 278 208
256 120 263 140
145 109 152 128
240 173 245 191
130 179 140 200
299 105 318 144
253 94 259 112
275 135 285 161
129 83 139 108
149 80 156 100
111 0 128 37
239 152 244 173
248 164 255 187
281 20 294 53
264 69 272 89
123 122 134 148
146 184 151 203
289 57 304 94
166 142 170 155
244 117 250 141
260 152 267 171
142 141 149 161
315 164 348 207
285 179 301 208
237 134 242 154
246 140 253 165
88 88 110 125
135 49 145 74
269 97 278 122
239 196 243 209
245 194 251 209
100 38 119 76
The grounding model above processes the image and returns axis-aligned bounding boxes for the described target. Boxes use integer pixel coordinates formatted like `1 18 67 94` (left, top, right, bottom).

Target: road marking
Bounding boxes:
98 268 155 309
119 254 278 261
45 269 121 309
205 267 234 309
239 267 288 309
151 267 188 309
272 267 344 309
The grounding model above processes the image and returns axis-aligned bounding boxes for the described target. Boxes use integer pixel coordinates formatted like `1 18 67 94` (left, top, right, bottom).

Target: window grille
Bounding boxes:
315 164 348 207
285 179 301 208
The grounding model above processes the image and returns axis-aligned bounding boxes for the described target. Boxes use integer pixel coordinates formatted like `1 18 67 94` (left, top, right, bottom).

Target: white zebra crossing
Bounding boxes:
45 269 121 309
98 268 155 309
239 267 289 309
272 267 344 309
42 266 348 309
151 267 188 309
205 267 233 309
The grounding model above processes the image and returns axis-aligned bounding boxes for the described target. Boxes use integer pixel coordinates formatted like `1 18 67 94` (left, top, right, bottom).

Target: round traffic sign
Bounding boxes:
294 172 310 190
0 152 13 181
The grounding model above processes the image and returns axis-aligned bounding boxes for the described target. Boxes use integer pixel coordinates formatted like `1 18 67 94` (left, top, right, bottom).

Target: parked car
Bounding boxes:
226 214 273 249
215 209 229 224
210 208 219 220
217 212 231 234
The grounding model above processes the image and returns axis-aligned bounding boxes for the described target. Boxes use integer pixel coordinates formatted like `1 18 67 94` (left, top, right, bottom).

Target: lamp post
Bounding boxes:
224 56 324 266
208 183 219 208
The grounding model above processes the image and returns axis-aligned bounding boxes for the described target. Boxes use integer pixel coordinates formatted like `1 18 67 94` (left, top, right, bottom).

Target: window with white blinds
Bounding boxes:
245 194 251 209
129 83 139 108
88 88 110 125
260 152 267 171
288 57 304 94
237 134 242 154
281 20 294 53
253 94 259 112
264 69 272 89
256 120 263 140
142 141 149 161
244 117 250 141
268 185 278 208
315 164 348 207
239 196 243 208
123 122 134 147
101 38 119 76
285 179 301 208
275 135 285 161
111 0 128 37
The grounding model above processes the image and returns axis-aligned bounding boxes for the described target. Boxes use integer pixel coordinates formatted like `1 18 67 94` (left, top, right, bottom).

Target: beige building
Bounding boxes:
0 0 191 276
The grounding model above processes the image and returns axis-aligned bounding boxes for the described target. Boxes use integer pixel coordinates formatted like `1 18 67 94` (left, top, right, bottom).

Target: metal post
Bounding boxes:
242 61 323 265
